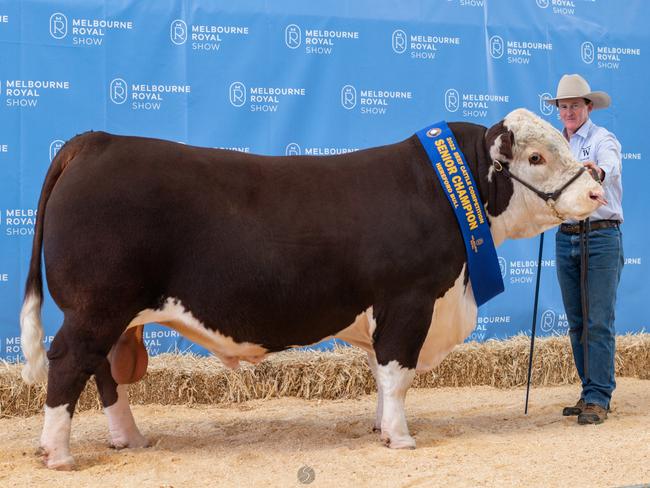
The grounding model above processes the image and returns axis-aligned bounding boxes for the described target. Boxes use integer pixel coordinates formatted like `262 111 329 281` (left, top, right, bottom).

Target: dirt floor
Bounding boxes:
1 378 649 488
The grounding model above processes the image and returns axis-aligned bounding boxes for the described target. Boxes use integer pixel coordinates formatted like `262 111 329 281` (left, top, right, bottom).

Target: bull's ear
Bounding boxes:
485 120 515 161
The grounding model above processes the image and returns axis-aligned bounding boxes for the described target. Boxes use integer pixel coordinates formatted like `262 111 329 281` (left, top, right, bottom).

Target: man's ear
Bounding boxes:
485 120 515 161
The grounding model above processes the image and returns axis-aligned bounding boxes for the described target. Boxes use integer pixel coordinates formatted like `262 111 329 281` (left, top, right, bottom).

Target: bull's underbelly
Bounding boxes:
127 297 269 368
125 268 476 372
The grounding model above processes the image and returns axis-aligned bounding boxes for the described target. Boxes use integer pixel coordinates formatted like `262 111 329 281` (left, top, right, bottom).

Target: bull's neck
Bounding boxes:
446 123 512 247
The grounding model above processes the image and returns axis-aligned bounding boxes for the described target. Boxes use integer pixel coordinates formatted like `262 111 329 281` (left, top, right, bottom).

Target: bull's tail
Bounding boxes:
20 136 86 384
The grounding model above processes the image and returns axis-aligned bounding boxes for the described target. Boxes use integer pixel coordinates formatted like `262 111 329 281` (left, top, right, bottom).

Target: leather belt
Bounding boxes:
560 219 620 234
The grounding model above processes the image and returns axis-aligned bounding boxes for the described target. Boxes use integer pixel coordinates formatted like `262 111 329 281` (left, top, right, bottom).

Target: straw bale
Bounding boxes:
2 334 649 418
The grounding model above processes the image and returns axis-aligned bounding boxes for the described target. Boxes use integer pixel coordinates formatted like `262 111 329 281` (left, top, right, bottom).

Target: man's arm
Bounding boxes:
593 133 622 183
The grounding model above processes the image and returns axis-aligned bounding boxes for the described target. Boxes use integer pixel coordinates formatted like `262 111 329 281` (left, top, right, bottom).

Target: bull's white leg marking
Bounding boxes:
40 404 74 470
376 360 416 449
20 291 48 384
366 353 383 432
128 297 267 368
105 385 148 449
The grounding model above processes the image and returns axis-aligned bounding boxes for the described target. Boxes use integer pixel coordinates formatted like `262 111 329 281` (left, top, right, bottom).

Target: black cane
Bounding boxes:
525 231 545 414
579 219 590 382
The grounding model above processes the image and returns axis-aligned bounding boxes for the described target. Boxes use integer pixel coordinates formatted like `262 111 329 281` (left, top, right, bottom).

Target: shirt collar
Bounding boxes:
564 118 593 140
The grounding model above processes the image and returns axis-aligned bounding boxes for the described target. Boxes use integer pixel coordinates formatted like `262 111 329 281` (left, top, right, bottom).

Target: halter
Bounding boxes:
492 160 589 220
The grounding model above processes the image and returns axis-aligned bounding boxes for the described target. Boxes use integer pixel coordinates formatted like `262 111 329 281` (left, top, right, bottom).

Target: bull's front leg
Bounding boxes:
371 291 432 449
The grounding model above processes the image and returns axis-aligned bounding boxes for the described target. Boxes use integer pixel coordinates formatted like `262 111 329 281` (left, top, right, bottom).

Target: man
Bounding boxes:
545 74 624 425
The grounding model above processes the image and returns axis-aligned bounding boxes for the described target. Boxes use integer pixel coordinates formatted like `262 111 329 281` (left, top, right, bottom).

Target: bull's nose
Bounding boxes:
589 190 607 206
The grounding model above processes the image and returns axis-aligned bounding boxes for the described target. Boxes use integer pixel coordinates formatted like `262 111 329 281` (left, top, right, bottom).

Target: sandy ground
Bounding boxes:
1 379 649 488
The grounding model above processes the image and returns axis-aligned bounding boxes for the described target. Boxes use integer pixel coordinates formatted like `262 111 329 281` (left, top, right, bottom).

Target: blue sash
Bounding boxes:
416 122 504 306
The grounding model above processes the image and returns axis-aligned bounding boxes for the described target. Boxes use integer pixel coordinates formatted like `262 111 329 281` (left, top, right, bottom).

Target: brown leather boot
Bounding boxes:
562 398 585 416
577 403 608 425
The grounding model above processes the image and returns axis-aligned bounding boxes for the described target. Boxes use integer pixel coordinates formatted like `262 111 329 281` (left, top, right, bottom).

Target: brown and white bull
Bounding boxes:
20 109 603 469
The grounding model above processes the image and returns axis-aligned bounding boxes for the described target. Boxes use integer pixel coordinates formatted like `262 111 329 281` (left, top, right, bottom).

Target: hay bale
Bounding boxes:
2 334 649 417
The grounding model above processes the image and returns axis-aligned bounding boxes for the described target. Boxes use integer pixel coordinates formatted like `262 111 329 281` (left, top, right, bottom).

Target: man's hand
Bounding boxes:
583 161 604 182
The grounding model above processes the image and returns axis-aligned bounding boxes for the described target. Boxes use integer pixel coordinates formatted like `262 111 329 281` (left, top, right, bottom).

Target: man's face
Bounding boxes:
558 97 592 134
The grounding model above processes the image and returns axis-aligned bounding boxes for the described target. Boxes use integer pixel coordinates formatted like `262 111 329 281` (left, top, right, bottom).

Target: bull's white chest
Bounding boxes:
415 265 478 371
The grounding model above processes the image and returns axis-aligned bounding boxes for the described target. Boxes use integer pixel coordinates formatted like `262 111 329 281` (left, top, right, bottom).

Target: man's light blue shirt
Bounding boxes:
564 118 623 223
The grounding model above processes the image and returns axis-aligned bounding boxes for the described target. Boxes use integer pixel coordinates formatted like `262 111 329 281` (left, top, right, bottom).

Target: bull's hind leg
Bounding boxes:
94 357 148 450
371 292 432 449
40 316 126 469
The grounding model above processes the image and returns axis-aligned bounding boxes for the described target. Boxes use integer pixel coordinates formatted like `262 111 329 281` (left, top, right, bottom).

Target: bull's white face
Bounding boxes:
488 108 604 243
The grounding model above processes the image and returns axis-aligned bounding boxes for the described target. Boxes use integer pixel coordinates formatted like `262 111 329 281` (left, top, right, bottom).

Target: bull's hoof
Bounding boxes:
40 447 75 470
381 434 416 450
109 433 150 450
372 425 381 433
47 455 75 470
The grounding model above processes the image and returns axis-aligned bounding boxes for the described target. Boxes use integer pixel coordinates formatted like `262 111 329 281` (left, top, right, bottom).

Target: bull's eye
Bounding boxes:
528 152 544 165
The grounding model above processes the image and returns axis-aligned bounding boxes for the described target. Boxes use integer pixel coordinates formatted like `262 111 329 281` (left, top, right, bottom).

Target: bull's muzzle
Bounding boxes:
589 189 608 206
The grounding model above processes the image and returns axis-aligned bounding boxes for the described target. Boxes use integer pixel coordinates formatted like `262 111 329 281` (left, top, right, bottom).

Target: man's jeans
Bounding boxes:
556 227 624 409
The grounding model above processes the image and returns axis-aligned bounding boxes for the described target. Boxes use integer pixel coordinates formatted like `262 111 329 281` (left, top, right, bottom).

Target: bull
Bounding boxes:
20 109 604 469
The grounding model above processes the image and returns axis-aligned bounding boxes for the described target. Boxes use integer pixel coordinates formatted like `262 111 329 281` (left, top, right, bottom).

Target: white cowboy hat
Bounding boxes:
544 74 611 109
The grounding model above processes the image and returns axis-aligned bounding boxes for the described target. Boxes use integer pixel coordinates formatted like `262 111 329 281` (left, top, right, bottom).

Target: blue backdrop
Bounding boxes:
1 0 647 361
